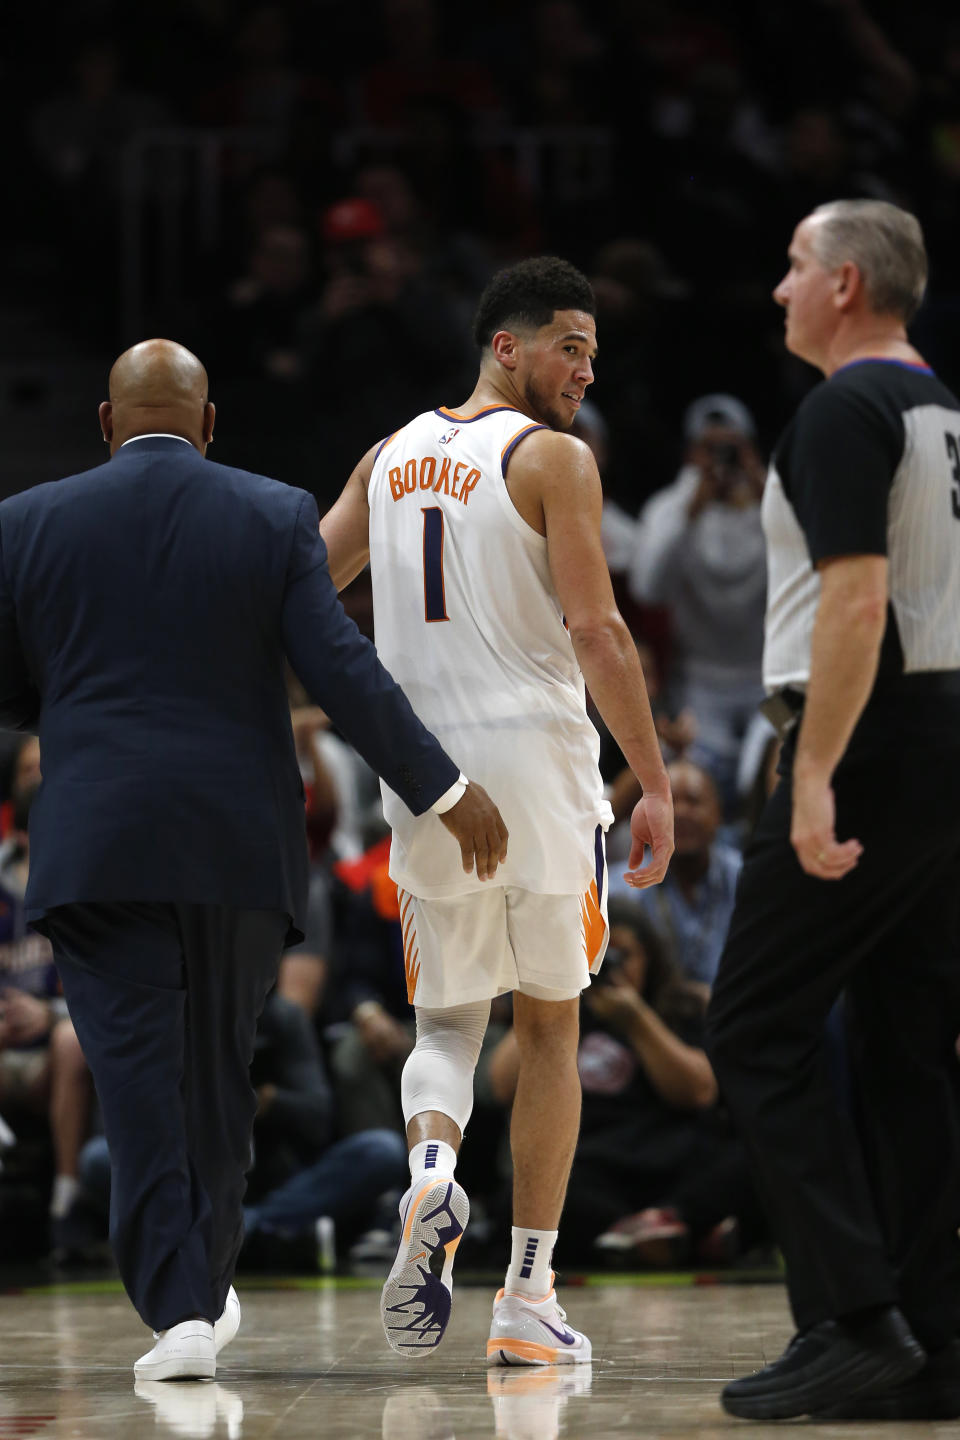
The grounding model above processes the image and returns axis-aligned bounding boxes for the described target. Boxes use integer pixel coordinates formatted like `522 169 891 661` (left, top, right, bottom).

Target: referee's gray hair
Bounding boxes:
809 200 927 323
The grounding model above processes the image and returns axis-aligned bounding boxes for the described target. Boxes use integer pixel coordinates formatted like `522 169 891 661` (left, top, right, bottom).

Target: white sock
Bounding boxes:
50 1174 80 1219
505 1226 557 1298
408 1139 458 1185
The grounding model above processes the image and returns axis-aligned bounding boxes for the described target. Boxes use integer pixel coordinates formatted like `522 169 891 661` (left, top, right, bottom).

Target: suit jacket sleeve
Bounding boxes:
0 513 41 733
281 493 459 815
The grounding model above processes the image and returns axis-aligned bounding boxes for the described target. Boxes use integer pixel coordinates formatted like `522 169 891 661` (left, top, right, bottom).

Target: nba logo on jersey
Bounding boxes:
439 427 460 447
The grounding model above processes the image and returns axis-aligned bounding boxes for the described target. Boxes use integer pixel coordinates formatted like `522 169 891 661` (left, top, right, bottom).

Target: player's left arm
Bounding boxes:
519 431 673 886
791 553 888 879
317 444 376 591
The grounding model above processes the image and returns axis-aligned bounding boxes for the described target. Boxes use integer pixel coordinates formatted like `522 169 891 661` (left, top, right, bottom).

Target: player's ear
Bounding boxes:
99 401 113 446
491 330 520 370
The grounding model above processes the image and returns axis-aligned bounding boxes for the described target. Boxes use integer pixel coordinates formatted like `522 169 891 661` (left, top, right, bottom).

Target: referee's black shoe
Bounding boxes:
720 1304 925 1420
811 1338 960 1421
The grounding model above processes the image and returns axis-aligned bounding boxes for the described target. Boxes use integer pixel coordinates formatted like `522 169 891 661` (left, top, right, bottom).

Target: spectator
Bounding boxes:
628 393 767 808
326 838 415 1137
587 237 691 510
276 866 334 1022
211 223 317 384
243 989 406 1265
486 900 762 1264
355 0 504 131
353 160 493 332
575 399 633 573
771 104 898 237
0 737 94 1257
609 760 741 992
29 39 167 195
298 194 476 485
194 3 339 156
521 0 607 126
27 38 168 330
288 691 380 863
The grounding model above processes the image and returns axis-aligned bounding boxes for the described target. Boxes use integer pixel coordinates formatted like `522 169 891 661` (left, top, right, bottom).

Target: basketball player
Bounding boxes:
319 257 674 1364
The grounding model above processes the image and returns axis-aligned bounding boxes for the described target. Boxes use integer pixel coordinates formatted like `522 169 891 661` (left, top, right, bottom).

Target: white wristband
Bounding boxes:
431 772 469 814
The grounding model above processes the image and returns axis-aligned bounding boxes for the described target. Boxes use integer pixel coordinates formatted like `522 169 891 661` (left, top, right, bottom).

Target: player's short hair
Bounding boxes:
809 200 927 323
473 256 595 349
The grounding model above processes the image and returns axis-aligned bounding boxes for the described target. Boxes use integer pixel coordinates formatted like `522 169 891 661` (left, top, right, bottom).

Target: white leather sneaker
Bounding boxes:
214 1286 241 1354
486 1285 591 1367
134 1319 216 1381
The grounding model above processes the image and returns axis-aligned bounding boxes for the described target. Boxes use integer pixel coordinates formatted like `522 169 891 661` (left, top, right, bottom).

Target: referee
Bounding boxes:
707 199 960 1422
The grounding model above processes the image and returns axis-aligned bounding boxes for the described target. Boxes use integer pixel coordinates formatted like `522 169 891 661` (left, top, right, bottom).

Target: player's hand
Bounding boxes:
438 781 509 881
791 772 862 879
623 790 674 889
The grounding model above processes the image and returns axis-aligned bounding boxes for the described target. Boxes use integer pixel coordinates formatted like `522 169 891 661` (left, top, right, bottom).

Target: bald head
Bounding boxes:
99 339 215 455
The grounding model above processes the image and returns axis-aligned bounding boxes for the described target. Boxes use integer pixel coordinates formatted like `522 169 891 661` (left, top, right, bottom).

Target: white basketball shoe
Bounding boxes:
380 1176 469 1355
487 1280 592 1367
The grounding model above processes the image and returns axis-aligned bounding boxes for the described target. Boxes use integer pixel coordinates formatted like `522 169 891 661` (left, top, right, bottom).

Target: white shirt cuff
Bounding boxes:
431 772 469 814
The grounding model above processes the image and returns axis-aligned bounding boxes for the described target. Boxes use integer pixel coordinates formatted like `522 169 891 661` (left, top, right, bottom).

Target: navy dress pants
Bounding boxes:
44 901 287 1331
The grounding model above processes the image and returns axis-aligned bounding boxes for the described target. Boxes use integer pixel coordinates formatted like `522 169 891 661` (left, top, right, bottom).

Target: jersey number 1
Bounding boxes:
422 507 450 622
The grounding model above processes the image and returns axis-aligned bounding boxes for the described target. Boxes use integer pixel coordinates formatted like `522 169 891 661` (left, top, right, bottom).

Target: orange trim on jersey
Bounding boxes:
374 428 401 462
436 404 523 422
580 878 607 966
500 423 543 464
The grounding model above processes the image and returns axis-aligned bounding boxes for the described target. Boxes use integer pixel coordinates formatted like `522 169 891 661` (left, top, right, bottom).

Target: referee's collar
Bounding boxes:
832 358 934 378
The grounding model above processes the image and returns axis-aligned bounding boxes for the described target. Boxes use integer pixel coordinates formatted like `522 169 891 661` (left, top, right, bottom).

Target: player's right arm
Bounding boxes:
507 430 673 887
317 445 377 591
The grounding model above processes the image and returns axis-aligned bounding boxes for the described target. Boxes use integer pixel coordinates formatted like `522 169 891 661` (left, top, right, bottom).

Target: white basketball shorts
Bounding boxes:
397 832 609 1009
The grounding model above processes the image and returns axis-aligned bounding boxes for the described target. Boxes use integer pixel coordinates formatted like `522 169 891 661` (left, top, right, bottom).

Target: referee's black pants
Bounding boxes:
707 725 960 1349
43 901 288 1332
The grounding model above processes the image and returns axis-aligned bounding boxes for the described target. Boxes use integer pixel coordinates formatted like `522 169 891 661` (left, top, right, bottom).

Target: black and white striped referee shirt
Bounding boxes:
762 359 960 699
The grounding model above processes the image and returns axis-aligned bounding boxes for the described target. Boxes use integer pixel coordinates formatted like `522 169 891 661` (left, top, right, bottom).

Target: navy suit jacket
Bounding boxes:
0 436 458 941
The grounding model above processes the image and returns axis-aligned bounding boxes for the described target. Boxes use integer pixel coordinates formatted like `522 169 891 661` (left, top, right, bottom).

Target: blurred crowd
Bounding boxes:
3 0 958 1275
6 0 960 502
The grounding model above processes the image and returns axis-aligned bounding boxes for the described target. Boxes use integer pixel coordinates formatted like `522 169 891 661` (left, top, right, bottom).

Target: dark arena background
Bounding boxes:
0 2 958 1436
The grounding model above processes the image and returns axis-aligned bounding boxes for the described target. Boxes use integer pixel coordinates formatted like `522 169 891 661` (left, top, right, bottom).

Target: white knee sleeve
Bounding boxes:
401 1000 490 1136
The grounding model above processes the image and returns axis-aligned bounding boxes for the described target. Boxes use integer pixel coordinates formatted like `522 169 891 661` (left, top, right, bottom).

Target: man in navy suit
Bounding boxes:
0 339 507 1381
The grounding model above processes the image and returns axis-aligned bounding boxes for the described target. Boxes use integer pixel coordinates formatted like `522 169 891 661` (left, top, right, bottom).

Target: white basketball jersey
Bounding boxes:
367 402 613 899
